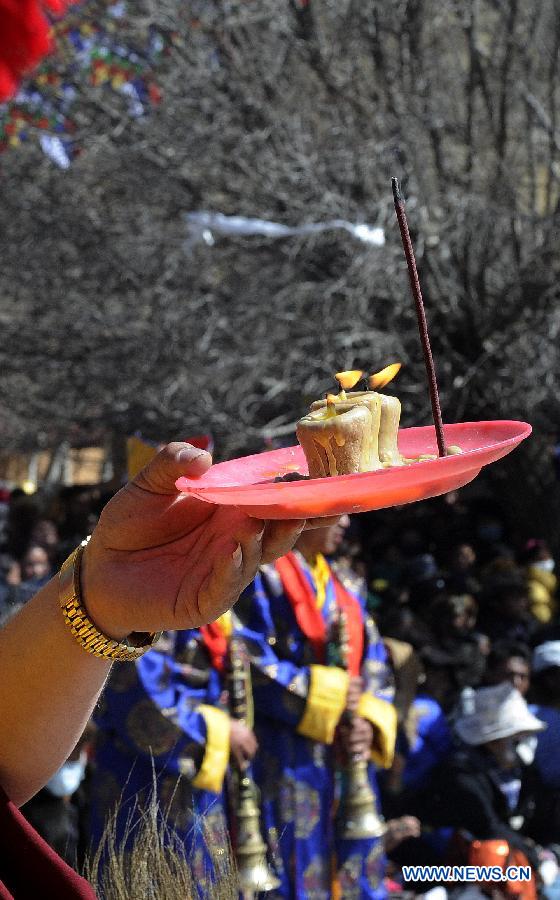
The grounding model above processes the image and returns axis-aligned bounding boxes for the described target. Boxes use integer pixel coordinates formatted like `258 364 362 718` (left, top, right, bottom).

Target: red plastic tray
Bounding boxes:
176 421 531 519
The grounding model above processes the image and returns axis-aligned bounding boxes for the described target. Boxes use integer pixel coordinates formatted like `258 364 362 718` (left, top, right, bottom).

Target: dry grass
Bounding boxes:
84 793 238 900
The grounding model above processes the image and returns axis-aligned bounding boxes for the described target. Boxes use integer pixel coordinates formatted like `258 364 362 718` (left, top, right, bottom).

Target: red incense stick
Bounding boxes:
391 177 447 457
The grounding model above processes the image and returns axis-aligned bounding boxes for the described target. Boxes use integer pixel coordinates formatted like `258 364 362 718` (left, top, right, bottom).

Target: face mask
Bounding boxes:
45 753 87 798
515 736 537 766
534 559 555 573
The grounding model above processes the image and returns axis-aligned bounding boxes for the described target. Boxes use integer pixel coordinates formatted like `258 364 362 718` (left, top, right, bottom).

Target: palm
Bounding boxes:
84 465 303 635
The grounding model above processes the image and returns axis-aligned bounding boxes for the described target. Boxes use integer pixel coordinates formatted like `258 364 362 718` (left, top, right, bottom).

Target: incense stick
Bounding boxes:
391 177 447 457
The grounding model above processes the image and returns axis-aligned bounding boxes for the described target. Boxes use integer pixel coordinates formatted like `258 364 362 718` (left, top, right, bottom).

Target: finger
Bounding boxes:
240 735 257 761
194 541 247 625
134 442 212 495
236 520 266 582
234 752 248 772
261 519 306 564
303 516 341 530
348 743 368 759
195 518 270 624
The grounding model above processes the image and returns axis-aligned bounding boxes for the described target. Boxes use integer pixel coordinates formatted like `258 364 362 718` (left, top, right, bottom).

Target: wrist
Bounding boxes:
59 538 161 662
79 543 128 641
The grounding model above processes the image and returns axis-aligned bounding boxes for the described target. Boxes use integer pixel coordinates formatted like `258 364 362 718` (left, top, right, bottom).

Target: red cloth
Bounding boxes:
274 553 364 677
0 785 95 898
0 1 74 101
200 620 228 672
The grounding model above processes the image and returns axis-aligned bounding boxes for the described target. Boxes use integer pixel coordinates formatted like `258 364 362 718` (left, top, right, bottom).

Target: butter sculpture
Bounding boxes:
297 367 403 478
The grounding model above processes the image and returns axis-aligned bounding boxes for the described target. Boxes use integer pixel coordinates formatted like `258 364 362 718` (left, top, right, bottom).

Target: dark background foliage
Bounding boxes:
1 0 559 542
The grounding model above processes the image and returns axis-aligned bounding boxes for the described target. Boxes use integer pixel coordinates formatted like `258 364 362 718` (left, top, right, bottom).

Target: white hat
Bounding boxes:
455 683 545 746
532 641 560 673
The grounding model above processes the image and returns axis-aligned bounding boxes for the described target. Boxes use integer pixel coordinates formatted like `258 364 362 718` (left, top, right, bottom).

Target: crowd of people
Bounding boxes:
0 474 559 899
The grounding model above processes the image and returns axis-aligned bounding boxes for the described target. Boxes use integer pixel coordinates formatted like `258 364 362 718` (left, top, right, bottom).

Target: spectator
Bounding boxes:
478 573 536 644
8 543 53 607
387 645 455 801
519 539 557 624
21 725 94 868
474 508 508 564
377 604 433 651
530 642 560 790
417 684 545 867
425 593 487 687
484 641 531 697
525 642 560 847
5 490 40 558
405 554 448 611
367 537 405 598
0 551 20 622
398 527 428 559
481 543 518 580
29 518 61 563
445 542 481 597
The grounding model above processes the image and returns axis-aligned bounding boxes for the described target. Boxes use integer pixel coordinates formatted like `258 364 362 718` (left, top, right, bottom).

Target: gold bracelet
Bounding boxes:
59 537 162 662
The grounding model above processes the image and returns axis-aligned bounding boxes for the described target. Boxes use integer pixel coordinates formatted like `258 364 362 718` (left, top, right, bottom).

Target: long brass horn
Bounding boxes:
227 635 280 897
335 609 386 840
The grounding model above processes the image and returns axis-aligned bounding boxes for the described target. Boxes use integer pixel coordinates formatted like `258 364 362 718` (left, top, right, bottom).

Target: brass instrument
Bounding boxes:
335 609 386 840
227 635 280 898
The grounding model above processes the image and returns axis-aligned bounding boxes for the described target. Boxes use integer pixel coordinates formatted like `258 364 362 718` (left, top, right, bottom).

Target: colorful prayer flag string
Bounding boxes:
0 0 167 165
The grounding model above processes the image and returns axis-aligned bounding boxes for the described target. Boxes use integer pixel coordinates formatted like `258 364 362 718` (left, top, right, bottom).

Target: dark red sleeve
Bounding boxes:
0 785 96 899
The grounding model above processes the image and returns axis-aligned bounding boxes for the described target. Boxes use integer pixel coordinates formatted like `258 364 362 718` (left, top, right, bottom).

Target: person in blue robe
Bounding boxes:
89 622 256 886
400 694 452 793
235 515 401 900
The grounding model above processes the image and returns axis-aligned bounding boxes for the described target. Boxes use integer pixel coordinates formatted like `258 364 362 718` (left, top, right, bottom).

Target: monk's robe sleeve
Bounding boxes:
235 573 348 745
96 650 230 795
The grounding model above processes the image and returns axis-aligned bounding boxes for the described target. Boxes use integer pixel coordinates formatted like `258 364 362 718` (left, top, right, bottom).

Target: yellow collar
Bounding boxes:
310 553 331 611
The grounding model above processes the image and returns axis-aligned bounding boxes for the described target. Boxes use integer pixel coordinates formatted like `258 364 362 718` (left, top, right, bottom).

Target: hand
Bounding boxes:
337 716 374 761
229 720 258 770
383 816 421 852
345 676 363 714
81 442 311 638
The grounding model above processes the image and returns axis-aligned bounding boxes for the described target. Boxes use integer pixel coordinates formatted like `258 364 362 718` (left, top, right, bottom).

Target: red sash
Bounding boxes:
200 621 228 672
274 553 364 677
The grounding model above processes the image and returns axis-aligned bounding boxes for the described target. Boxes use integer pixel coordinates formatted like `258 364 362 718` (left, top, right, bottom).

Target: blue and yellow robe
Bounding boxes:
235 551 397 900
90 628 231 883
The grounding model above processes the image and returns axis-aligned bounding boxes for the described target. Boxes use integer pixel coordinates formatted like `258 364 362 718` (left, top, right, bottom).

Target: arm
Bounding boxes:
0 443 306 806
0 577 110 806
97 648 232 795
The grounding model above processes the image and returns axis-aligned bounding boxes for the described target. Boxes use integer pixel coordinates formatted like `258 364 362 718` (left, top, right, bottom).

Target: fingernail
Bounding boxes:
177 449 210 476
178 448 207 462
232 545 242 566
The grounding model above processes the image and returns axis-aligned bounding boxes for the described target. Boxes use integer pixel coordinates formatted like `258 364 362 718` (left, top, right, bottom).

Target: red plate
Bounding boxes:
176 421 531 519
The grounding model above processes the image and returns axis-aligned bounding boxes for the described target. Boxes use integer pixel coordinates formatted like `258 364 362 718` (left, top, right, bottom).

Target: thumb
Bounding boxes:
133 441 212 494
